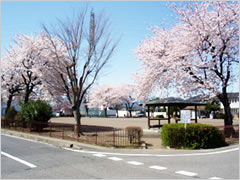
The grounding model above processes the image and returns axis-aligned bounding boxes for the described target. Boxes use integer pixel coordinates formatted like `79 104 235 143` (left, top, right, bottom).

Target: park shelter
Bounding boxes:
145 98 206 129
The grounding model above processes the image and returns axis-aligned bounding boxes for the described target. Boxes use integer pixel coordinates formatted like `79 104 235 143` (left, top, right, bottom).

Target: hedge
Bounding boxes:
161 123 226 149
126 126 143 144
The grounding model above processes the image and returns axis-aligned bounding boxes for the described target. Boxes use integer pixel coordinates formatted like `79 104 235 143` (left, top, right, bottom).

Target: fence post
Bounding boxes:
95 127 98 144
50 122 52 137
113 130 115 147
62 126 64 139
22 121 24 132
39 122 41 135
77 125 80 142
28 121 31 134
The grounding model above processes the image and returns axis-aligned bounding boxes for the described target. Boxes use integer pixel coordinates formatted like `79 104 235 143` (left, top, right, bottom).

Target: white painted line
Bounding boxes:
108 157 123 161
175 170 198 177
4 133 237 158
1 151 37 168
63 147 86 153
93 154 106 157
209 177 223 179
60 146 239 157
149 165 167 170
127 161 144 165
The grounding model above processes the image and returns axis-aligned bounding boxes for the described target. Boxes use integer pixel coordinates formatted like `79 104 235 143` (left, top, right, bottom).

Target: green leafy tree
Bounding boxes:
205 98 221 118
5 106 17 121
21 100 52 130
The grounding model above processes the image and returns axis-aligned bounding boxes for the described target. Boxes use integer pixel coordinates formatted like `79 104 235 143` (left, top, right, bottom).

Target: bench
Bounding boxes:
148 118 169 129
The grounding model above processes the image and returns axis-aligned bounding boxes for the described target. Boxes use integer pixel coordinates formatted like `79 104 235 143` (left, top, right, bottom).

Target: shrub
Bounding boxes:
5 107 17 121
161 123 226 149
215 113 225 119
21 100 52 131
126 126 143 144
14 112 22 121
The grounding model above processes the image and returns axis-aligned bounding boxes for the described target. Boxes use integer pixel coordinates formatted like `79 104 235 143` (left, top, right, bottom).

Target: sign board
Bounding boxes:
180 110 191 129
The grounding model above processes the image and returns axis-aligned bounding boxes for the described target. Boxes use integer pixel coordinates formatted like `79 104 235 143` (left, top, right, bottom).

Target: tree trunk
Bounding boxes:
217 92 234 138
129 110 132 117
116 109 119 118
104 108 107 117
217 93 233 126
5 94 13 115
73 104 81 137
24 91 31 104
85 105 89 117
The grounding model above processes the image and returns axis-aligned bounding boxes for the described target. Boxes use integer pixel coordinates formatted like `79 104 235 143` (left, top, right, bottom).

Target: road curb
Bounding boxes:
1 129 111 151
1 129 238 154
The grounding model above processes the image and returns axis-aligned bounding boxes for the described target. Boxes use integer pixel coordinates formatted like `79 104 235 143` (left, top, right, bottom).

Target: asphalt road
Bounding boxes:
1 134 239 179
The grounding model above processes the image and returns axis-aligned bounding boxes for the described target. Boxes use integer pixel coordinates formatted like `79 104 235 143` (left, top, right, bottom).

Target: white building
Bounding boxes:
220 93 239 117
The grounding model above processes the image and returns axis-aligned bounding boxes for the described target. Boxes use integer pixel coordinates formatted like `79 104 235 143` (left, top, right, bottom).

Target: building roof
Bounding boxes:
227 92 239 99
186 95 210 102
146 97 206 107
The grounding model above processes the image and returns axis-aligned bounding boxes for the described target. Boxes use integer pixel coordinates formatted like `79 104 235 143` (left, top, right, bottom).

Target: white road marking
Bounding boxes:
127 161 143 165
63 148 86 153
1 134 233 179
4 134 237 158
108 157 123 161
149 165 167 170
63 147 239 157
209 177 223 179
93 154 106 157
1 151 37 168
175 170 198 177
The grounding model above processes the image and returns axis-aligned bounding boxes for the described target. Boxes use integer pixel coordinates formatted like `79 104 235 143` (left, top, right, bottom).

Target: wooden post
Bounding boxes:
168 105 171 124
147 106 150 129
195 105 198 123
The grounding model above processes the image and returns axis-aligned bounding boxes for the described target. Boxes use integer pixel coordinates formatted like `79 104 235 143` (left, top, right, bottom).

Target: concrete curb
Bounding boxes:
1 129 111 151
1 129 238 154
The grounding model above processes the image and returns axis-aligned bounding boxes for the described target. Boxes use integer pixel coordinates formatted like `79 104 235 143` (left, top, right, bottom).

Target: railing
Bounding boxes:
1 120 141 148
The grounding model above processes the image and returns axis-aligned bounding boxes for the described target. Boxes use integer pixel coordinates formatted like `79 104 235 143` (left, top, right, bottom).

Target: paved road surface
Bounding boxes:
1 134 239 179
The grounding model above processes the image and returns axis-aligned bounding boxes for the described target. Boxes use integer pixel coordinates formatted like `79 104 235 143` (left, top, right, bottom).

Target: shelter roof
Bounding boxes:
146 98 206 107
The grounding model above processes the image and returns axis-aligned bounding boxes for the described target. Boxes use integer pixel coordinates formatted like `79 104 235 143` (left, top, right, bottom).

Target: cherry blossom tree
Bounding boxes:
1 33 66 113
1 59 24 113
88 85 113 117
89 84 138 117
117 84 137 117
42 9 118 135
88 84 122 117
135 2 238 126
1 34 46 109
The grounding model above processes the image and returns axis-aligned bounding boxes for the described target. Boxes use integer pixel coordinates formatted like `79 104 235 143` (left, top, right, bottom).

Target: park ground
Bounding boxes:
50 117 239 149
